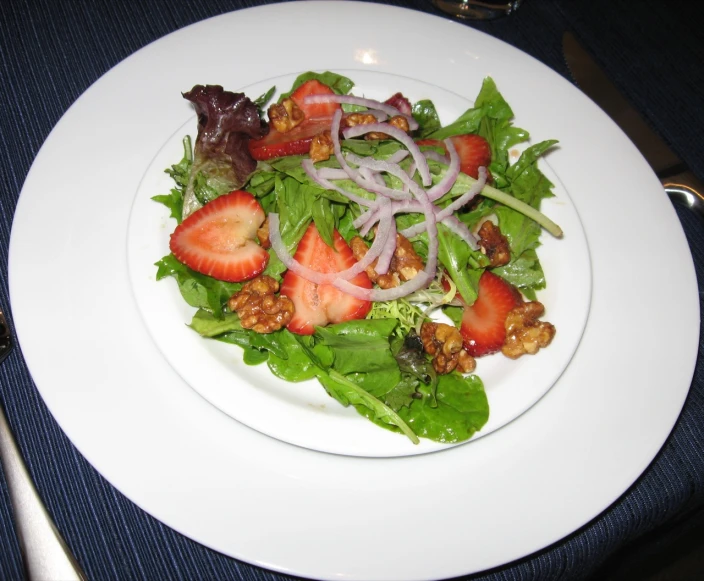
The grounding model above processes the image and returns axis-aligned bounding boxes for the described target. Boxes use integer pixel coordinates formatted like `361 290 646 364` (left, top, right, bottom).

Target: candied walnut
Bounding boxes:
477 220 511 267
388 115 410 133
420 322 476 375
393 234 424 281
501 301 556 359
309 130 334 163
365 115 411 141
341 112 377 129
268 98 304 133
257 215 270 250
350 233 425 290
228 275 294 334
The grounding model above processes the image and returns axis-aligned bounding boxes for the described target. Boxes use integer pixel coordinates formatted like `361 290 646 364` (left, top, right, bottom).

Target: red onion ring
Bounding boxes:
342 123 432 187
345 152 427 200
302 159 378 209
400 165 487 240
434 166 487 219
334 182 439 301
427 138 461 201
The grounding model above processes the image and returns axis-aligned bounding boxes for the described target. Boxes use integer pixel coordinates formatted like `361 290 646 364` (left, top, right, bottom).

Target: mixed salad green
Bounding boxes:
153 71 560 445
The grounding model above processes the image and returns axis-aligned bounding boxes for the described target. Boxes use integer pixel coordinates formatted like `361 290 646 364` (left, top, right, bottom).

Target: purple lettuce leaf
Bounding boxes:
181 84 269 218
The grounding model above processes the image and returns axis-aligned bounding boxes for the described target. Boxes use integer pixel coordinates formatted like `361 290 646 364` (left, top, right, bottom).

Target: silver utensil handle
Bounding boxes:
663 170 704 221
0 405 87 581
666 185 704 221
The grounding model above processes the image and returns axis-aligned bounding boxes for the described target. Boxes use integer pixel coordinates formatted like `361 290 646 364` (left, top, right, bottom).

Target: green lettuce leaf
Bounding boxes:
155 255 240 316
398 373 489 443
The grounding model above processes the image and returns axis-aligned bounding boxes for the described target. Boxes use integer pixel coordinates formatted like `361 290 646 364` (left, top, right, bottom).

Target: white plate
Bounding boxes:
8 2 699 579
127 70 591 457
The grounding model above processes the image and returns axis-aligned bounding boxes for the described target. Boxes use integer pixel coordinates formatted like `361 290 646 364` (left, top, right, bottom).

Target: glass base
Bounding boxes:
432 0 523 20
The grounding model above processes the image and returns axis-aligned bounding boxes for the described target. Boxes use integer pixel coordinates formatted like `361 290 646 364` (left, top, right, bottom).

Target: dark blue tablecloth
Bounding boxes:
1 1 702 579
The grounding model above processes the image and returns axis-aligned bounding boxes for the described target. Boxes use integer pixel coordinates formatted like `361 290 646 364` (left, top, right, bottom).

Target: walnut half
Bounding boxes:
350 233 424 290
501 301 556 359
309 130 334 163
228 276 294 334
420 322 476 375
268 98 304 133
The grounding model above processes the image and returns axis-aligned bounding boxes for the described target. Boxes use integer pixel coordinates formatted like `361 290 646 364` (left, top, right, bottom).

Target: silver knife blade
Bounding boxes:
562 31 704 218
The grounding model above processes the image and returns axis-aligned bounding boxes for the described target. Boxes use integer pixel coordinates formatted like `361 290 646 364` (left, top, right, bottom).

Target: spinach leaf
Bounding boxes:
264 175 316 278
189 309 267 363
289 331 419 444
155 254 239 316
426 108 484 141
493 249 545 300
398 373 489 443
315 320 401 399
318 371 419 444
311 196 337 248
495 140 557 264
436 223 488 305
190 308 242 336
266 332 319 382
278 71 354 101
412 99 442 138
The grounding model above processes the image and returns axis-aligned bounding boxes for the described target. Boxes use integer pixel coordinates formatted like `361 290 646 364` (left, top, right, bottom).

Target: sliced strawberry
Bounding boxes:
417 134 491 180
169 190 269 282
248 118 332 161
290 79 340 120
459 271 523 357
280 224 372 335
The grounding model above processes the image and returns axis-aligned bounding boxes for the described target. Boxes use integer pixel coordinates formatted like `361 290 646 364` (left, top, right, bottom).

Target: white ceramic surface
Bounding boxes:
9 3 699 580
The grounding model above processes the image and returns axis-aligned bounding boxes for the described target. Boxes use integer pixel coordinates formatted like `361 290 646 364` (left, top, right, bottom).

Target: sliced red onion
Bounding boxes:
355 171 413 201
302 94 418 130
400 165 487 239
367 111 388 122
268 102 494 302
342 123 432 187
353 207 377 230
386 150 410 164
302 158 378 209
331 109 359 181
435 166 487 219
439 215 479 250
334 270 433 302
423 150 450 165
358 214 377 237
345 152 427 200
335 186 439 301
427 138 461 201
316 167 350 180
358 166 384 187
405 161 416 180
328 111 408 200
374 217 396 275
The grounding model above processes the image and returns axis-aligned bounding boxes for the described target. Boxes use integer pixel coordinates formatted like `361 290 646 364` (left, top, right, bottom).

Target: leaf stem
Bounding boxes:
479 183 563 238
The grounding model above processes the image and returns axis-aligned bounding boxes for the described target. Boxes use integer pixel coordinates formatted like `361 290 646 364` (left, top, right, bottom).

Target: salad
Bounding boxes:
153 71 561 446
